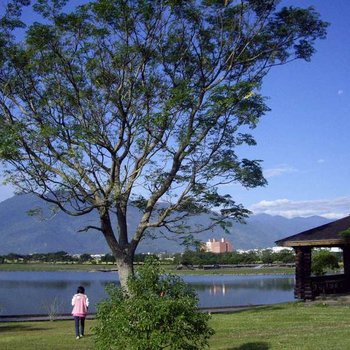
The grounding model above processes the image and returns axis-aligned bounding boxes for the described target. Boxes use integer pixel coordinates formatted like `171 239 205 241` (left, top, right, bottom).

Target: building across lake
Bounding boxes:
205 238 233 253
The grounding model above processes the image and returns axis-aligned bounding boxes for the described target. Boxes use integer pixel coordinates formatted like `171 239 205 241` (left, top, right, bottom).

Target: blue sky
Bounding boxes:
0 0 349 219
226 0 350 218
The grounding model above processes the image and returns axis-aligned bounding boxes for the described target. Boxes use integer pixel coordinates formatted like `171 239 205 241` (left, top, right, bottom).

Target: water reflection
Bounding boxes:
181 275 295 308
1 280 70 289
193 278 293 292
0 272 294 316
209 284 227 296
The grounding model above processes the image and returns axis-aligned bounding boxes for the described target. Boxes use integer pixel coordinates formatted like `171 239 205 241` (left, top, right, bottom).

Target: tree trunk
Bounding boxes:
116 254 134 290
100 209 137 289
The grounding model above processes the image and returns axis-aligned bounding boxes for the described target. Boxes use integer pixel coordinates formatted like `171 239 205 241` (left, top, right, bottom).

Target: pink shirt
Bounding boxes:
71 293 89 317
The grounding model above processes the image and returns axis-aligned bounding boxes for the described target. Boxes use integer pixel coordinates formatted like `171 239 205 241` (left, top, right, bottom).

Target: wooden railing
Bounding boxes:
311 274 350 296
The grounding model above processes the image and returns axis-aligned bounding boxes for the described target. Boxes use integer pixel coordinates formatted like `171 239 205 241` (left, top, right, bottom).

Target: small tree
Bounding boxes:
100 253 116 264
94 257 214 350
260 249 274 264
79 253 92 263
312 250 339 276
274 249 295 264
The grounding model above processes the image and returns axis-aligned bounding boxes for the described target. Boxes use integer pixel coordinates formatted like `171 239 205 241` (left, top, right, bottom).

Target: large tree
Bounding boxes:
0 0 327 287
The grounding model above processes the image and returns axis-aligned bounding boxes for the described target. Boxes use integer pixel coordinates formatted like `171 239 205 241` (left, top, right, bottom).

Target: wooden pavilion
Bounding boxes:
275 216 350 300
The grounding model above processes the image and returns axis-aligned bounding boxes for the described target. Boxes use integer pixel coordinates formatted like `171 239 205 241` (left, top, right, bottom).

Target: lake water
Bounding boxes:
0 271 295 316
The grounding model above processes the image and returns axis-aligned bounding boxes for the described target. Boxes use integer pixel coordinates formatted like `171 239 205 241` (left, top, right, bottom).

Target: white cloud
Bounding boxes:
264 164 297 178
338 89 344 95
317 159 325 164
250 197 350 219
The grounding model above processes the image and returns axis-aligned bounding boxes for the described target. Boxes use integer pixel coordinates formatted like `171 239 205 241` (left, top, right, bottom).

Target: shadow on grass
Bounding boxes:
226 341 270 350
227 304 285 315
0 324 50 333
236 301 306 315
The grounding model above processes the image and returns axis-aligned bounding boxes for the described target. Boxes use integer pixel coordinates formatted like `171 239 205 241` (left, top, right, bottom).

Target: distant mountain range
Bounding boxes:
0 194 332 254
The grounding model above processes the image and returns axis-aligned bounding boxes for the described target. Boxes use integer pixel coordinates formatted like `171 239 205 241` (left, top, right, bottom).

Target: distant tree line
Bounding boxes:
0 251 76 263
0 251 159 264
0 249 296 265
1 249 342 277
174 249 296 266
173 249 344 272
0 251 95 264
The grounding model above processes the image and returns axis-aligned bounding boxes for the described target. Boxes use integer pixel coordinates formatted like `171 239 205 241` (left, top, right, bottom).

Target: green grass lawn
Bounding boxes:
0 263 294 275
167 266 294 276
210 302 350 350
1 302 350 350
0 263 114 272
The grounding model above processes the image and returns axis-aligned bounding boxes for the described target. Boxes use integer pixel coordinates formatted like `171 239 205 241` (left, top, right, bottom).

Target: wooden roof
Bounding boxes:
275 216 350 247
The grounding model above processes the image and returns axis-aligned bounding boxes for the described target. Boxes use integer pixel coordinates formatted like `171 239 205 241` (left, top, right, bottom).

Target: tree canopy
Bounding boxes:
0 0 328 286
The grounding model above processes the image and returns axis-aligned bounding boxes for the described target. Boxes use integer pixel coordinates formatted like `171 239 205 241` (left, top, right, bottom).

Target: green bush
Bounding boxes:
94 257 214 350
312 250 340 276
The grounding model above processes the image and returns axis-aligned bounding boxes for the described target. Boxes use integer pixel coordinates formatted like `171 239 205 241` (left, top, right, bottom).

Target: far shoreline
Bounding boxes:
0 262 295 275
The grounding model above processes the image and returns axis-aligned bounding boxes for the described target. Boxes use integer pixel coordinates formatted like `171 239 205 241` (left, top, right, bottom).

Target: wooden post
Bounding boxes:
294 246 313 300
342 246 350 291
343 246 350 275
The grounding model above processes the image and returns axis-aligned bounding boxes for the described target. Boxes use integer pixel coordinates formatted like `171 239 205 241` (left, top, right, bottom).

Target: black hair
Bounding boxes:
77 286 85 294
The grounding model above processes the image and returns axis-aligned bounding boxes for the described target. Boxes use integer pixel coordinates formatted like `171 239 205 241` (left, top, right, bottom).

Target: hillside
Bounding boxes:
0 194 331 254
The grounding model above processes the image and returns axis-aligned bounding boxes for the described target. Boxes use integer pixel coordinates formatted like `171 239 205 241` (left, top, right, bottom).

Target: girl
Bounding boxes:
71 285 89 339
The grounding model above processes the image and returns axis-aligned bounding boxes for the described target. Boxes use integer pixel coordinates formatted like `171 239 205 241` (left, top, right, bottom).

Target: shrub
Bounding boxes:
94 257 214 350
312 250 340 276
